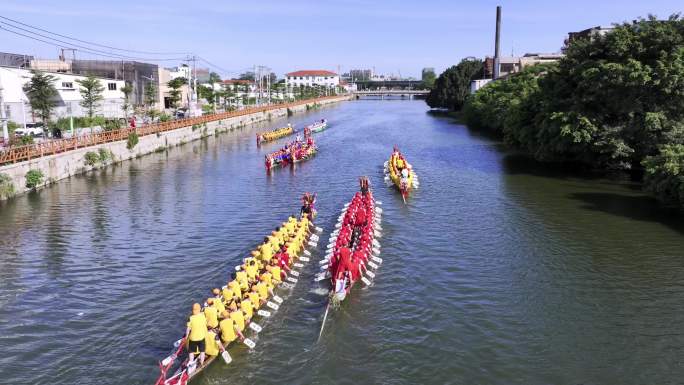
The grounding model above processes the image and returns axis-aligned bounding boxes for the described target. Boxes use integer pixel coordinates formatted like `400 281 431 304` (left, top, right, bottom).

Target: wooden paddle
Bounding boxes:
317 301 331 342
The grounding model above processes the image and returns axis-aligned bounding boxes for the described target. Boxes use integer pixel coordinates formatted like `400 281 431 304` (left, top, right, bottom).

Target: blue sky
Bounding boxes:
1 0 682 78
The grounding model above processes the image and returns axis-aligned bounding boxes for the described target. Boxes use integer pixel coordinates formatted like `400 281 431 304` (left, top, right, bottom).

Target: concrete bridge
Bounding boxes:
352 89 429 99
353 90 429 95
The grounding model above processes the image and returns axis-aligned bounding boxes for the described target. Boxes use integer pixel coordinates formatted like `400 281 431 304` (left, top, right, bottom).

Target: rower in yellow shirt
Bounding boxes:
259 238 273 263
266 264 282 285
219 310 244 344
228 280 242 300
248 288 262 309
259 271 273 289
289 237 301 256
204 330 224 357
286 218 296 235
301 215 310 229
186 303 208 366
228 302 245 333
245 260 259 282
222 285 235 306
241 297 254 322
235 270 249 291
211 288 226 315
268 231 280 252
255 281 271 304
205 299 219 329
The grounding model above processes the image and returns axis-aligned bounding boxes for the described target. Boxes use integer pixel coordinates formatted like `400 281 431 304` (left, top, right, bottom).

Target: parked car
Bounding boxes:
175 109 187 119
14 123 45 137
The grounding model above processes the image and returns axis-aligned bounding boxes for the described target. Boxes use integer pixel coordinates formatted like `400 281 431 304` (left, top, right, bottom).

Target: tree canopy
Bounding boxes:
208 72 222 83
461 15 684 209
422 68 436 89
426 59 484 110
22 70 57 130
239 71 255 81
76 75 105 121
532 15 684 170
167 77 187 111
121 83 133 116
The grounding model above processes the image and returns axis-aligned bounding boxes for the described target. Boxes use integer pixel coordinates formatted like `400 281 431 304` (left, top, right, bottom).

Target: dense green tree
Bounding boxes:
462 64 554 151
461 15 684 208
643 144 684 207
198 85 215 105
76 75 105 129
121 83 133 117
22 70 57 135
426 59 484 110
167 77 187 112
531 15 684 169
208 72 222 84
144 83 157 119
239 71 255 81
422 68 436 88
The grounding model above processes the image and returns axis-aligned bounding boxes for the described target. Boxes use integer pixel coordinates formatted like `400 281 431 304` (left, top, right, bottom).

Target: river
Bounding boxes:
0 100 682 385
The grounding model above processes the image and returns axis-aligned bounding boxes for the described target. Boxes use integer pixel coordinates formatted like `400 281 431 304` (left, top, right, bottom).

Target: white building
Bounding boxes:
285 70 339 88
168 65 191 81
340 80 357 92
0 66 126 126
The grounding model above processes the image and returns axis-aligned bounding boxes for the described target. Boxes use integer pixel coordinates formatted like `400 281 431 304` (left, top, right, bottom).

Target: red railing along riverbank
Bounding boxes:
0 96 345 166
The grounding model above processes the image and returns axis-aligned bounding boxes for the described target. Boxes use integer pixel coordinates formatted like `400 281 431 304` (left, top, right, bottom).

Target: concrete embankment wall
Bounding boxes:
0 96 350 198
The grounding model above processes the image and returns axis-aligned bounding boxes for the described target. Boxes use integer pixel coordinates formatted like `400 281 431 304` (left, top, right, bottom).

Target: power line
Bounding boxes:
0 22 185 62
0 25 145 61
0 15 250 80
0 14 190 56
196 56 243 76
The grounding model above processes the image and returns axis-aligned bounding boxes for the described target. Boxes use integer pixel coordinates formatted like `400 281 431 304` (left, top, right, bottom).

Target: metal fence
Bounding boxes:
0 96 342 165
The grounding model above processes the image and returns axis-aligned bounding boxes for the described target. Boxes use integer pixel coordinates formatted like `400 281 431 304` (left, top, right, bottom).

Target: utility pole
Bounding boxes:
266 67 271 105
192 55 198 104
0 76 8 142
253 65 258 106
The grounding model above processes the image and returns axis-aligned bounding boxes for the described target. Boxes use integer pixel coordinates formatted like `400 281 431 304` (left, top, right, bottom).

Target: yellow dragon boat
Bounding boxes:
154 197 321 385
256 124 295 145
384 147 419 203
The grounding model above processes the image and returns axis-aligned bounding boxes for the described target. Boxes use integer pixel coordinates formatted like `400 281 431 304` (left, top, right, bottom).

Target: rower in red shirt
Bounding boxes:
354 207 367 227
276 246 291 274
335 247 353 280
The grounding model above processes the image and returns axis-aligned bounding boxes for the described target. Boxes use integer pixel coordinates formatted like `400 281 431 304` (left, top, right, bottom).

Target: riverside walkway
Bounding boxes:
0 95 346 165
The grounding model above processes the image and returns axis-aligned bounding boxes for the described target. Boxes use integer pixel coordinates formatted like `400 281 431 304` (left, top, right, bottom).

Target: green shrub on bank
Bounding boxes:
25 169 44 189
98 148 112 163
7 121 19 136
53 116 121 132
84 151 100 166
0 173 15 199
84 148 113 166
126 132 139 150
103 119 121 131
643 144 684 208
20 135 34 145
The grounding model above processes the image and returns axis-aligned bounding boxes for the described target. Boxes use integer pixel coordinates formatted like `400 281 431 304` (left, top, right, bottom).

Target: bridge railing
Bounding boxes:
0 96 343 166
